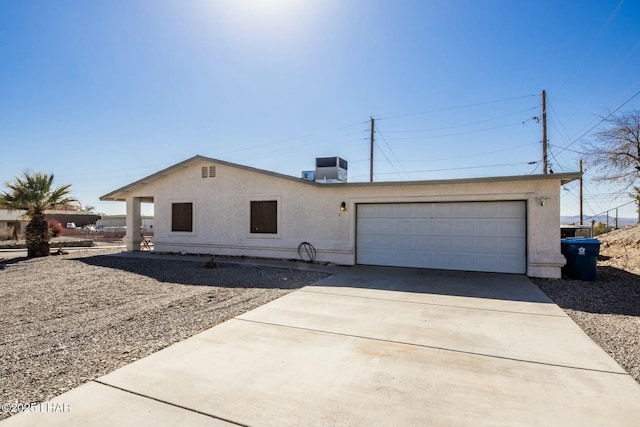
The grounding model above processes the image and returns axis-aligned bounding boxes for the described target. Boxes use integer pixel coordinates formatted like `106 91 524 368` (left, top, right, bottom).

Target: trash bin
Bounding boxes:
560 238 600 281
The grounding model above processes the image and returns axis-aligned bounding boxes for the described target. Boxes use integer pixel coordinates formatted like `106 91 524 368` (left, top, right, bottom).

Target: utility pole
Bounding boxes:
579 159 583 225
615 208 619 229
369 117 375 183
542 90 548 174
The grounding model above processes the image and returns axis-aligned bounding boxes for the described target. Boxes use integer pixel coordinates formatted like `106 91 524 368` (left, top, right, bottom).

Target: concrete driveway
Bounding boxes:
3 265 640 426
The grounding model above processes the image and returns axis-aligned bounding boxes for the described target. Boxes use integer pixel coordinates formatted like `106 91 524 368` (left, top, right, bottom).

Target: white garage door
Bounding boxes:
356 201 526 274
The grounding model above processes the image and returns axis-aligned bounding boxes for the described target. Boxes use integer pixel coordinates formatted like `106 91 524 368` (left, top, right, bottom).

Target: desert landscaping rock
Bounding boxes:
533 224 640 384
2 224 639 421
0 250 327 420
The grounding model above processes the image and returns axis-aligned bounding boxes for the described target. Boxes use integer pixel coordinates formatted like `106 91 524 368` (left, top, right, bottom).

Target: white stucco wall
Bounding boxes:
119 159 570 278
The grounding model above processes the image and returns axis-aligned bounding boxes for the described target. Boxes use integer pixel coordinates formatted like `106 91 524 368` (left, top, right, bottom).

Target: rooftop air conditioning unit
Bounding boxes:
301 170 315 181
315 157 348 183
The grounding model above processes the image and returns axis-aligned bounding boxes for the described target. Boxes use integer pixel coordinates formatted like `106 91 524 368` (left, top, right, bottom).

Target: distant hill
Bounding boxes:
561 215 638 227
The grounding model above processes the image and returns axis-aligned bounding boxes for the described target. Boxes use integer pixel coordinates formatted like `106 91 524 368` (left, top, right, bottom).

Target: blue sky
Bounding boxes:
1 0 639 218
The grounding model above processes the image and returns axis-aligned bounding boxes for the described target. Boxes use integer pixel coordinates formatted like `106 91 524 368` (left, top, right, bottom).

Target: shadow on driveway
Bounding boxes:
308 264 555 304
73 253 325 290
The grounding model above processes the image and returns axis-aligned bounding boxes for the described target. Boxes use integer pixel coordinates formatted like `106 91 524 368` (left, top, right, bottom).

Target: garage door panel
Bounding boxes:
433 220 454 235
433 204 454 216
499 219 526 237
415 219 434 234
498 201 527 217
476 203 499 216
452 238 471 252
455 220 476 235
475 220 499 236
432 253 455 269
430 236 454 252
499 237 526 253
499 254 526 272
395 221 414 235
475 237 499 252
357 202 526 274
393 204 415 216
413 236 432 250
412 204 432 217
356 218 378 233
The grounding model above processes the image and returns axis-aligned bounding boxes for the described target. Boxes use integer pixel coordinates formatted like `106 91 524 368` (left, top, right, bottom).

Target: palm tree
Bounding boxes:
0 171 76 257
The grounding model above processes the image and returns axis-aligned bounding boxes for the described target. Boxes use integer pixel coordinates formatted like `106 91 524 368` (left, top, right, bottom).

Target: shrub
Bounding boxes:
48 220 64 238
592 222 612 236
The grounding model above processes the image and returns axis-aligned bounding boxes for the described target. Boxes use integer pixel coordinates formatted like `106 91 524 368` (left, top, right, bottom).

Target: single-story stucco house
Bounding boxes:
0 208 24 239
100 155 580 278
96 214 154 232
0 208 100 238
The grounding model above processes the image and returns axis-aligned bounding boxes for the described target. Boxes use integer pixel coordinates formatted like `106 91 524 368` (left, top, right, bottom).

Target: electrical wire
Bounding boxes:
380 120 535 141
392 142 539 164
582 200 637 222
547 146 567 173
553 86 640 155
213 122 368 157
352 161 538 178
379 106 539 134
555 0 624 95
377 94 537 121
375 126 412 180
373 141 404 180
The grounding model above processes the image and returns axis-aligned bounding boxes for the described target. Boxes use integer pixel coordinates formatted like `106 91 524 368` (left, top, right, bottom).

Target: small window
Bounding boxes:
201 167 208 178
250 201 277 234
172 203 193 232
209 166 216 177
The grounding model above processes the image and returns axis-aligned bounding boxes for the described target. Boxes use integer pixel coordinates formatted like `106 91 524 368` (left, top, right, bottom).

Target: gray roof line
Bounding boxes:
100 154 581 201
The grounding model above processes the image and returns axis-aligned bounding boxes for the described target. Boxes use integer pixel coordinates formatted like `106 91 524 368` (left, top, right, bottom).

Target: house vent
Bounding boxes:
201 166 217 178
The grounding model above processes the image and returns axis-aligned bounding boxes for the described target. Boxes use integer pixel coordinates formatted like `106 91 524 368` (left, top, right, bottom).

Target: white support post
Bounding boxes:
124 197 143 251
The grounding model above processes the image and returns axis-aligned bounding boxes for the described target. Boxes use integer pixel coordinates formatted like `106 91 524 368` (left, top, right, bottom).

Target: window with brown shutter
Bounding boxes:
250 201 277 234
172 203 193 232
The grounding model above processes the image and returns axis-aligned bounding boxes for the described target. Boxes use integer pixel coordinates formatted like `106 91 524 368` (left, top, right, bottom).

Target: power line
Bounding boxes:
528 161 542 174
547 98 572 142
375 126 412 180
554 85 640 155
583 200 637 222
379 106 538 134
213 121 368 157
373 141 403 180
400 142 539 163
547 147 567 173
379 119 535 141
351 161 538 178
377 94 537 121
555 0 624 95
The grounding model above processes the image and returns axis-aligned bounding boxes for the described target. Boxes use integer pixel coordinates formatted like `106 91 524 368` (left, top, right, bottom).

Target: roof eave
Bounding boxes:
100 155 581 202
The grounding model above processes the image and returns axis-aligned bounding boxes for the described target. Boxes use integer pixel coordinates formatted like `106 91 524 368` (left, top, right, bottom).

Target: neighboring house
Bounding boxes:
45 210 101 228
97 215 154 231
100 155 580 278
0 208 101 239
0 209 26 239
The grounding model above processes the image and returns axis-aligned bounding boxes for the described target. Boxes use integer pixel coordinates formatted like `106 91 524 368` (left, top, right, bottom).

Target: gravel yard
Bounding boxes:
532 226 640 385
2 230 639 421
0 250 328 421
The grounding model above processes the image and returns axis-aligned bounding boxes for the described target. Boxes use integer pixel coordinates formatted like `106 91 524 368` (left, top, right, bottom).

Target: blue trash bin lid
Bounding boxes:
561 237 600 245
561 238 600 256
